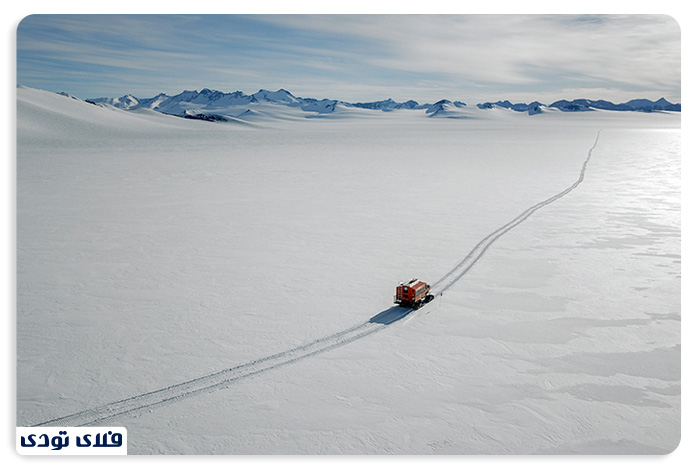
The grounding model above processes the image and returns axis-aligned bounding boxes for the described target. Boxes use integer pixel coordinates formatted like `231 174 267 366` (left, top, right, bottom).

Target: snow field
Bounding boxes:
17 87 680 454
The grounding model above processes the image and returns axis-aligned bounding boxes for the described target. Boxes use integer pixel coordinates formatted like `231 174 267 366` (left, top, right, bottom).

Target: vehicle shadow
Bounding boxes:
369 305 412 325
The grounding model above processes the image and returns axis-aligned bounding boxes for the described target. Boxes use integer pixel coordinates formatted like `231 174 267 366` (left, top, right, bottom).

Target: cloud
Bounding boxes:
254 15 680 100
16 14 681 103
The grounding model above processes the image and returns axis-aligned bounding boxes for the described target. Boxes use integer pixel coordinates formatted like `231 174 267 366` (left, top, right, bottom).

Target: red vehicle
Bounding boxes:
394 278 434 309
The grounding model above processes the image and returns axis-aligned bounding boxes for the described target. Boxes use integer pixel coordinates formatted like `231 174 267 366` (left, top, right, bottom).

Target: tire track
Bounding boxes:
36 320 386 426
34 130 601 427
431 129 601 295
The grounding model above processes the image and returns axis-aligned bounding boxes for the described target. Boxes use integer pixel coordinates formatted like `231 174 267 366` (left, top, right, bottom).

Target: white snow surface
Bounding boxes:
17 86 680 454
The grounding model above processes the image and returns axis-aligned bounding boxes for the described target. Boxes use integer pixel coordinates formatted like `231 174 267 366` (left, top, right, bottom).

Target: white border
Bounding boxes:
5 2 691 467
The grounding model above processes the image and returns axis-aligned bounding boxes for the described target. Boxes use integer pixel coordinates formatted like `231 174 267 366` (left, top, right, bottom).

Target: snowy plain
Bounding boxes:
16 86 680 454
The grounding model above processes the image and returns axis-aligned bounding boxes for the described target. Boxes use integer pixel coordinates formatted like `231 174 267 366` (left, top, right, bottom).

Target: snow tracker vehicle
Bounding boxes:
394 278 434 309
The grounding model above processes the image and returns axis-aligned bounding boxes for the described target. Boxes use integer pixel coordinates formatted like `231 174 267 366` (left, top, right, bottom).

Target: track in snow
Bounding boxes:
35 307 411 427
36 321 386 426
34 130 601 427
430 129 602 295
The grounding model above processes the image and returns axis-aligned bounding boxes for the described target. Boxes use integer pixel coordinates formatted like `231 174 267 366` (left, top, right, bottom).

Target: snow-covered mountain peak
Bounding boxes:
63 85 682 123
426 99 453 113
252 88 298 103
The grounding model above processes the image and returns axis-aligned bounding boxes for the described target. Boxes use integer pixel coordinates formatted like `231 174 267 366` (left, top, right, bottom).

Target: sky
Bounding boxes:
16 14 681 105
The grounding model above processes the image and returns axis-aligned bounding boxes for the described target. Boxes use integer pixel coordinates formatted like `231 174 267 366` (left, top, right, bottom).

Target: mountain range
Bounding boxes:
83 88 681 122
